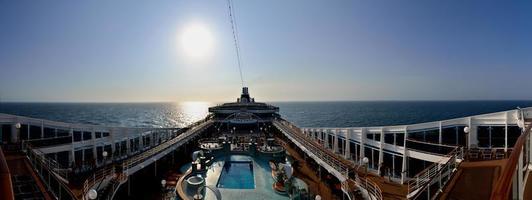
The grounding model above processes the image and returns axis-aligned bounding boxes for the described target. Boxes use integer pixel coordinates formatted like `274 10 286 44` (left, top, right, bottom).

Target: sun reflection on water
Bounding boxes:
175 101 213 126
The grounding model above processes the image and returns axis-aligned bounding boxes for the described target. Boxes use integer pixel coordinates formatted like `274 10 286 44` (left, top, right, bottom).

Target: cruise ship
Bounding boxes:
1 87 532 200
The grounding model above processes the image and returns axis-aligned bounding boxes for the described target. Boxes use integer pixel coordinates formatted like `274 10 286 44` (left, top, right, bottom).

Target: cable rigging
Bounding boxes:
226 0 245 87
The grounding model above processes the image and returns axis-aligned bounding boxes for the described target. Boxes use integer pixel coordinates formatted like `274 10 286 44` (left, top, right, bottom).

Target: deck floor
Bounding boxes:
440 159 505 200
4 152 52 200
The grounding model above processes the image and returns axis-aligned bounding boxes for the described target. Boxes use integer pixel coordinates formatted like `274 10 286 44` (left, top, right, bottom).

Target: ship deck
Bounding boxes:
280 137 408 200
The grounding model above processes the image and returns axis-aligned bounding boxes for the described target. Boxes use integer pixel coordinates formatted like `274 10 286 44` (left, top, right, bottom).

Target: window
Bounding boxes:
83 132 92 140
349 141 358 161
477 126 490 147
457 126 467 146
442 127 457 145
327 134 334 149
491 126 505 147
408 157 430 177
337 138 345 154
393 155 403 177
104 145 112 158
364 147 373 168
408 131 424 141
20 125 28 140
96 146 103 162
56 129 69 137
121 141 127 156
103 132 110 137
74 131 82 142
372 148 380 169
374 133 381 141
425 129 439 143
95 132 102 138
29 125 41 139
74 150 83 164
396 133 405 146
384 134 394 144
366 133 374 140
84 148 93 162
507 126 521 147
56 151 70 168
44 127 55 138
383 152 394 176
114 143 120 157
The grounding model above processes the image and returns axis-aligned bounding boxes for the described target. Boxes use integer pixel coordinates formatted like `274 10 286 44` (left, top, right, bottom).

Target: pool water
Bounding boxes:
217 161 255 189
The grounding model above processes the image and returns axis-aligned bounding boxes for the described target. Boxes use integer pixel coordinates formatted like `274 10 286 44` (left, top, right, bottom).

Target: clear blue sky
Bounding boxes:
1 0 531 102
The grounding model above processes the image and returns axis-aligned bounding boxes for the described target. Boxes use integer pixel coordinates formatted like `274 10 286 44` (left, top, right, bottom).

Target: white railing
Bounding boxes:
407 147 462 199
354 175 383 200
24 144 79 199
82 165 115 197
23 142 70 179
275 119 383 200
81 118 213 199
122 120 212 171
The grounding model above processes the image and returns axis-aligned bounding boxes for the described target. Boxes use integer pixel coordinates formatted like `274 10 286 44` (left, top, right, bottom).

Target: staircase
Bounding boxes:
97 173 127 200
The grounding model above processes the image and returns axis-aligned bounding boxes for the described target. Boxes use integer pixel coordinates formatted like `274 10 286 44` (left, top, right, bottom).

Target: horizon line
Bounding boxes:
2 99 532 104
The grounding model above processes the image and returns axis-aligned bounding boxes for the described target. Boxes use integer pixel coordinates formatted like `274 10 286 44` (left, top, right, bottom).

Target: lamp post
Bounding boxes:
464 126 470 148
102 151 108 165
13 123 21 144
161 179 167 199
362 157 369 188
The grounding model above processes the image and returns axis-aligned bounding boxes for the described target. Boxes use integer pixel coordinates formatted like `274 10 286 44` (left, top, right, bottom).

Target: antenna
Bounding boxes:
227 0 245 87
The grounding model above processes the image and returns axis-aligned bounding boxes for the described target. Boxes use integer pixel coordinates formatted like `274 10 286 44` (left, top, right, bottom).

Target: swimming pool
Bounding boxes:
180 154 294 200
216 161 255 189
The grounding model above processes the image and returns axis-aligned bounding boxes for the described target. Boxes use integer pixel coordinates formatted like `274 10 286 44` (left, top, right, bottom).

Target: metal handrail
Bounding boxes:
81 118 212 199
24 144 79 199
407 147 462 199
490 121 532 200
355 175 383 200
275 119 383 200
122 120 212 170
23 142 70 179
81 165 115 198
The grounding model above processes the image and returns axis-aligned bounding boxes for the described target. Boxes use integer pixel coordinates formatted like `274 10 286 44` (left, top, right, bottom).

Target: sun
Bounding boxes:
180 23 214 59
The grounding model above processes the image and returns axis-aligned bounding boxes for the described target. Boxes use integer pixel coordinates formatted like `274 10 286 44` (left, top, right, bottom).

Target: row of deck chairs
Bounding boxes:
467 148 511 160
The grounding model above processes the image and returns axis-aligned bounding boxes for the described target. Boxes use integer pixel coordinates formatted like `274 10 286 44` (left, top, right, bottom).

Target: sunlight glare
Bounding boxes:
180 23 214 60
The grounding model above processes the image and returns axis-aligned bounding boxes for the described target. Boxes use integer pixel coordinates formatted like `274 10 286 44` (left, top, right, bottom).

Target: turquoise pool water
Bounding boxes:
179 155 296 199
216 161 254 189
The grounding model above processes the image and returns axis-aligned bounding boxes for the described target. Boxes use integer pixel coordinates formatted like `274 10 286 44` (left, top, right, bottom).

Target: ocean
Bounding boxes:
1 101 532 128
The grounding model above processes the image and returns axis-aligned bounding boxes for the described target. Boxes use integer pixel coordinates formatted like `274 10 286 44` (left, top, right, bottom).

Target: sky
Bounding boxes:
0 0 531 102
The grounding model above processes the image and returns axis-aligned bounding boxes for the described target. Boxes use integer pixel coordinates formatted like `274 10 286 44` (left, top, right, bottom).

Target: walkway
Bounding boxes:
274 119 407 200
439 159 506 200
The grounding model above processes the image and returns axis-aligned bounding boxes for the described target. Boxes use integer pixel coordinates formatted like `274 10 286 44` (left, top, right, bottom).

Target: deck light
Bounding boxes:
362 157 369 164
315 195 322 200
161 179 166 187
102 151 108 158
88 189 98 199
15 123 21 129
464 127 470 133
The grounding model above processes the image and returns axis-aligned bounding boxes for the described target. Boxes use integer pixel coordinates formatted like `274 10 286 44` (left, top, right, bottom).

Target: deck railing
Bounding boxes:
490 118 532 200
407 147 462 200
81 165 115 199
354 175 383 200
274 119 383 200
24 144 79 200
121 119 212 171
80 118 212 199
